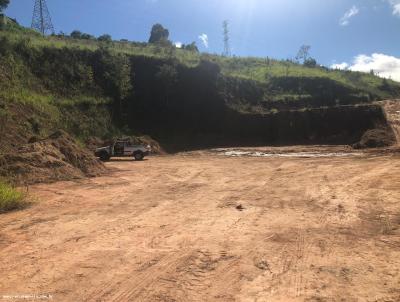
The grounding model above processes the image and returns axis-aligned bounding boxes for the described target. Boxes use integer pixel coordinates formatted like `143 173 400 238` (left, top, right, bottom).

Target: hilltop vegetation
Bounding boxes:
0 18 398 152
2 18 399 97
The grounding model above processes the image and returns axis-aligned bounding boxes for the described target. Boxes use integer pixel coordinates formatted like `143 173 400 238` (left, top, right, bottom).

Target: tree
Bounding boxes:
98 34 112 42
149 23 169 44
55 31 66 38
184 42 199 52
81 33 94 40
304 57 317 68
70 30 96 40
296 45 311 64
0 0 10 12
70 30 83 39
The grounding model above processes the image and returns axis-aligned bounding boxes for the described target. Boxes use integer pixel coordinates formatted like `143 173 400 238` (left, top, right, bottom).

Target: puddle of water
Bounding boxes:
220 150 362 158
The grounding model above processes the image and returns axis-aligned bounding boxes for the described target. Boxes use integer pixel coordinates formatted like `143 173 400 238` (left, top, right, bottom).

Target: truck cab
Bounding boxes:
95 139 151 161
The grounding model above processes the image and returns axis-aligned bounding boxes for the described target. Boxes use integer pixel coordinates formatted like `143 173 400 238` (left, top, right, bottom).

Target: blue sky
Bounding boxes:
5 0 400 80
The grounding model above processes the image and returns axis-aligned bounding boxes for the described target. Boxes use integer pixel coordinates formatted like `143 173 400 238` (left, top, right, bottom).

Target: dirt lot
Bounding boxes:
1 147 400 302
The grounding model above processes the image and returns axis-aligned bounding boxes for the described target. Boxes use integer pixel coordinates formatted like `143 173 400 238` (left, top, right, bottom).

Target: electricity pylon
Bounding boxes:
223 20 231 57
31 0 55 35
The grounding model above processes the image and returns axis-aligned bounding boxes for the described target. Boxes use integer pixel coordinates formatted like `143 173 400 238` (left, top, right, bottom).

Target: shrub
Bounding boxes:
70 30 82 39
0 182 26 213
98 34 112 42
304 58 317 68
184 42 199 52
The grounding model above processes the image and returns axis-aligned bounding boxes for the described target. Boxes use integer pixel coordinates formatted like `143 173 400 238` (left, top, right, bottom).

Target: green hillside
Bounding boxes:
2 17 399 98
0 18 399 152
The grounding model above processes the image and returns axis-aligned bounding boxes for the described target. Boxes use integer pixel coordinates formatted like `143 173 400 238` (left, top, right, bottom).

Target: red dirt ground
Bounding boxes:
1 147 400 301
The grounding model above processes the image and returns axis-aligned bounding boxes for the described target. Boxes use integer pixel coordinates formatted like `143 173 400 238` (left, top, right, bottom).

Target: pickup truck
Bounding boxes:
94 139 151 161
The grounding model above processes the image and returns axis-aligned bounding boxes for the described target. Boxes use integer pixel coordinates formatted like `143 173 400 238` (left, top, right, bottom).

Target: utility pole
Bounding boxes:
223 20 231 57
31 0 54 35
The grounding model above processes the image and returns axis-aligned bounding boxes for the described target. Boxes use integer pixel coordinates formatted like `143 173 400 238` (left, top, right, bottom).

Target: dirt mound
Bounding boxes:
353 127 396 149
135 135 165 154
0 130 107 184
383 100 400 145
85 136 106 152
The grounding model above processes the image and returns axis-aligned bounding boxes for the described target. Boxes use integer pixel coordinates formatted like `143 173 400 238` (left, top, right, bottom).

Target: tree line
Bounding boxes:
60 24 200 52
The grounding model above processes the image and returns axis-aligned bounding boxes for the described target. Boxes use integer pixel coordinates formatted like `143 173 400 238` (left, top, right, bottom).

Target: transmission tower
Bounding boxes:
31 0 54 35
222 20 231 57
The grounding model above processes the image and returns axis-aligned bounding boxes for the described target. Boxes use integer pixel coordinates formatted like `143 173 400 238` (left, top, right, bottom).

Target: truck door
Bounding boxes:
124 141 134 156
114 142 124 156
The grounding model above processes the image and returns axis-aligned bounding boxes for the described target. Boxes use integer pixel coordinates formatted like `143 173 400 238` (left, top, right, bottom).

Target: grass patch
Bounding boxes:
0 181 27 213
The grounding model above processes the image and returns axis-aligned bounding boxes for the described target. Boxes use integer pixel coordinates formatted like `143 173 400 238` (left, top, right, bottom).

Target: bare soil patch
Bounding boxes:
0 147 399 301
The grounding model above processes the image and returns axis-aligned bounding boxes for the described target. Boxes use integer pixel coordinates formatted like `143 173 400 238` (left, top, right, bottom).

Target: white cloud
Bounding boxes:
387 0 400 16
331 62 349 70
339 5 359 26
331 53 400 81
174 41 182 48
198 33 209 48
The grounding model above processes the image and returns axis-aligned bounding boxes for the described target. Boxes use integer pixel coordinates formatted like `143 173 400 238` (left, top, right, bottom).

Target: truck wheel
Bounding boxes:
134 151 144 161
99 152 110 161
